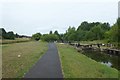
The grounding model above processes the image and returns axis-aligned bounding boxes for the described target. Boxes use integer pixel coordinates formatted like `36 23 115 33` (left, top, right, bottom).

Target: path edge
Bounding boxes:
23 43 49 78
56 43 65 78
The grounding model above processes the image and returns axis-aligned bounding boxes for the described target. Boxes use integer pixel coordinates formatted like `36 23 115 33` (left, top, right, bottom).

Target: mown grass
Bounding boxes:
0 38 31 44
2 41 48 78
57 43 119 78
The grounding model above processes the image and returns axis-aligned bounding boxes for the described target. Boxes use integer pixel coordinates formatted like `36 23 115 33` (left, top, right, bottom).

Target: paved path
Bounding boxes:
24 43 63 78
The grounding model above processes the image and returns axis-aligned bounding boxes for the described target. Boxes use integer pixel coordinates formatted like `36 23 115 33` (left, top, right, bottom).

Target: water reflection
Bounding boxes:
81 50 119 70
101 62 112 67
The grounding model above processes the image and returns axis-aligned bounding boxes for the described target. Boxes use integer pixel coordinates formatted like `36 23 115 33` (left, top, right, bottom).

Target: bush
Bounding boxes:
5 31 15 40
41 34 59 42
32 33 42 41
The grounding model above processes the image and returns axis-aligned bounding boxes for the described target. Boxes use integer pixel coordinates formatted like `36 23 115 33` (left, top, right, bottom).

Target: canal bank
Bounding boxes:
81 50 119 71
68 42 119 71
69 42 120 56
57 43 119 78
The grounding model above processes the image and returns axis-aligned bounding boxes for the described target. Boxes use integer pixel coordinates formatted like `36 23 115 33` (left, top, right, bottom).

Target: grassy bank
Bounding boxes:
0 38 31 44
2 41 48 78
57 43 119 78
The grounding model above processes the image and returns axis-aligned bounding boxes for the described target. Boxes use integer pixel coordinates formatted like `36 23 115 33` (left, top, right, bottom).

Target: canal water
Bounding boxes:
81 50 119 71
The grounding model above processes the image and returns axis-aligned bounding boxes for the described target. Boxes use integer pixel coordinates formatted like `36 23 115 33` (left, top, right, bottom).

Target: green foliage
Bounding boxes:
108 24 118 42
105 18 119 43
77 21 101 31
76 30 87 41
68 32 77 41
61 18 119 48
0 28 22 40
85 31 95 41
64 26 76 41
57 44 118 78
59 34 64 42
5 31 15 40
54 30 61 41
90 25 104 40
101 23 110 31
15 33 19 38
54 30 59 35
77 21 89 31
41 34 59 42
49 31 53 34
117 18 120 42
32 33 42 41
1 18 118 45
75 22 110 41
0 28 7 39
117 18 120 27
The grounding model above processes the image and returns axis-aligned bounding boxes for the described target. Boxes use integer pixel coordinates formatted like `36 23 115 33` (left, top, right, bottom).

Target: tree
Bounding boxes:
90 25 104 40
76 30 87 41
64 26 76 41
5 31 15 40
107 24 118 42
54 30 62 41
117 18 120 47
101 23 110 31
105 18 119 43
0 28 7 39
15 33 19 38
77 21 89 31
117 18 120 43
49 31 52 34
85 31 95 41
59 34 64 42
77 21 101 31
32 33 42 41
68 32 77 41
76 22 103 41
41 34 59 42
117 18 120 27
54 30 59 35
49 34 59 41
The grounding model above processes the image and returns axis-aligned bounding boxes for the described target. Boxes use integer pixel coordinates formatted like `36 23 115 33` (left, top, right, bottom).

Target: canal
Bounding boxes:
81 50 119 71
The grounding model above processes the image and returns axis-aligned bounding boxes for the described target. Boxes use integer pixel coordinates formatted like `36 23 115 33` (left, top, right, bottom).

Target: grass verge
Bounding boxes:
57 43 119 78
0 38 31 44
2 41 48 78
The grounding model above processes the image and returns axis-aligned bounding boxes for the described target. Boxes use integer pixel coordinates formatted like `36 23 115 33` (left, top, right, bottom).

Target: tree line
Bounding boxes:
0 28 31 40
1 18 119 46
32 18 120 44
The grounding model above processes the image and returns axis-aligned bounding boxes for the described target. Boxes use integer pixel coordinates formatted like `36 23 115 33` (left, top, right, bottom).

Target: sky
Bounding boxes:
118 1 120 17
0 0 119 36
